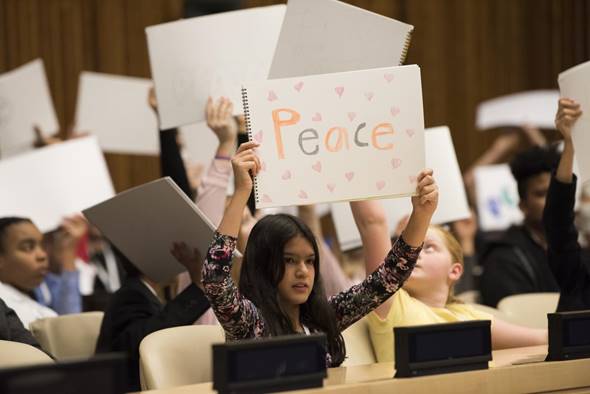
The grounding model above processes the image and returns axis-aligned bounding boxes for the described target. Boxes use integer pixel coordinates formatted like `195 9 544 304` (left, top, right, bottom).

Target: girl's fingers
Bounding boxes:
221 98 232 119
420 190 438 205
416 168 434 183
418 184 437 196
416 174 435 190
236 141 259 153
205 97 214 120
253 155 262 173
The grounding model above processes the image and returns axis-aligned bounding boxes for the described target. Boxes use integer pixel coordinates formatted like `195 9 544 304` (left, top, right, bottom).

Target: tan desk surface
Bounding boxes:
139 345 590 394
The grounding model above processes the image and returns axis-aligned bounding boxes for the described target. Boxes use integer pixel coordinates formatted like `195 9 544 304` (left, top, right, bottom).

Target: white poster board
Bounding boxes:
331 126 470 251
331 199 411 251
0 59 59 158
0 137 114 232
474 164 523 231
559 61 590 185
425 126 471 225
84 178 218 283
269 0 413 79
146 5 285 129
75 72 159 155
476 90 559 130
243 65 425 208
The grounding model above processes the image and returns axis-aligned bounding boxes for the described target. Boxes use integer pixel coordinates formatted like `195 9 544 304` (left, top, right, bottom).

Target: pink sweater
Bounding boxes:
178 158 231 324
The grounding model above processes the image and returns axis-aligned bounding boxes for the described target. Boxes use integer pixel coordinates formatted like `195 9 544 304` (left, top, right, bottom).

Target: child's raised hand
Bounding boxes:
170 241 203 285
206 96 238 151
231 141 261 198
555 98 582 141
411 168 438 218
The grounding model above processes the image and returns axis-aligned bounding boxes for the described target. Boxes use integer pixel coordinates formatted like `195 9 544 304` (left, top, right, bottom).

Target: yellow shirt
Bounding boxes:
367 289 492 363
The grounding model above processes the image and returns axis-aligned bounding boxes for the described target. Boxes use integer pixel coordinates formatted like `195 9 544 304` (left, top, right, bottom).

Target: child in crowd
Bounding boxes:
202 141 438 366
349 200 547 363
95 243 209 391
0 217 83 327
543 98 589 311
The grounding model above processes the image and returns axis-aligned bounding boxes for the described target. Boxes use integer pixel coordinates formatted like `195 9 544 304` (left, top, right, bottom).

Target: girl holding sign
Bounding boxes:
351 200 548 363
202 141 438 366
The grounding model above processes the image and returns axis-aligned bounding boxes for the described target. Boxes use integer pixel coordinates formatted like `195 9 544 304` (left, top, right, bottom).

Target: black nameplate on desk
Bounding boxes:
547 310 590 361
394 320 492 378
0 353 127 394
213 333 327 394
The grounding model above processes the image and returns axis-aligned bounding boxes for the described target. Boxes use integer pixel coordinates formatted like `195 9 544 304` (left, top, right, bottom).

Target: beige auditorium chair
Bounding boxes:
456 290 481 304
470 303 519 324
341 316 376 367
0 340 54 368
29 312 104 360
497 292 560 329
139 324 225 390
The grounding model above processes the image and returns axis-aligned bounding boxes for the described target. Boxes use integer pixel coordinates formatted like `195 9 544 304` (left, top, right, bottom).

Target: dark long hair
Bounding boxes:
239 214 346 366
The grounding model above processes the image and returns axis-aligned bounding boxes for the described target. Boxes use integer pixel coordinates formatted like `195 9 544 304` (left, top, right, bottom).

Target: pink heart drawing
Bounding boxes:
345 172 355 182
294 81 304 92
406 129 415 137
391 158 402 169
347 112 356 122
335 86 344 98
364 92 374 101
312 112 322 122
384 73 394 83
267 90 278 101
253 130 263 143
298 190 309 199
327 183 336 192
262 194 273 203
390 107 400 117
376 180 386 190
408 175 417 184
312 161 322 172
281 170 292 180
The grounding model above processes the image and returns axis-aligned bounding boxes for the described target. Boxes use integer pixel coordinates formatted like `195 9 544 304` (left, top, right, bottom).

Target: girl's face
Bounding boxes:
277 235 316 306
404 228 462 293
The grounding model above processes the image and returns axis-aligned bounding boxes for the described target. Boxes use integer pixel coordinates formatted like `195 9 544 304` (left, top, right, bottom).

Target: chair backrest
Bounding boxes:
29 312 104 360
455 290 481 304
139 325 225 390
470 303 519 324
497 292 560 329
0 340 54 368
341 316 376 367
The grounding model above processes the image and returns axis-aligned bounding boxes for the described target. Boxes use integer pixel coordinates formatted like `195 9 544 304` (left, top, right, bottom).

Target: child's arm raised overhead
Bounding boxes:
202 142 263 340
332 169 438 330
543 98 586 306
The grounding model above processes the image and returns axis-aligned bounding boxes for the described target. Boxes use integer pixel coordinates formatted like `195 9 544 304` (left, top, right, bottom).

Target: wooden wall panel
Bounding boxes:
0 0 183 192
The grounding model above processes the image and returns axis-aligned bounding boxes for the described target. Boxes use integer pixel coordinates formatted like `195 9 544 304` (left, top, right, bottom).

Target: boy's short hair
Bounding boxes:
0 217 32 253
510 146 559 200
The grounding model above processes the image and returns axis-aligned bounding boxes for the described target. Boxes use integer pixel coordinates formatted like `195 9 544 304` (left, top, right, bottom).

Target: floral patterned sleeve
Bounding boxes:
202 232 266 340
329 236 421 332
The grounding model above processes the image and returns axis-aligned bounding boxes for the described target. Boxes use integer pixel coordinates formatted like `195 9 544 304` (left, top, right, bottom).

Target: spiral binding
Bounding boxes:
400 29 413 65
241 87 260 204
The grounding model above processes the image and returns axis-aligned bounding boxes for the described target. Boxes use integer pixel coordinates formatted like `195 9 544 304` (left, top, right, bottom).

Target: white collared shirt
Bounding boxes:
0 281 57 328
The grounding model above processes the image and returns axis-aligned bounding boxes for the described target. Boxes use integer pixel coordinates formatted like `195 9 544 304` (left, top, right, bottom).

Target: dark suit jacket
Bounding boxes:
0 297 42 350
543 175 590 311
95 277 210 391
480 225 559 307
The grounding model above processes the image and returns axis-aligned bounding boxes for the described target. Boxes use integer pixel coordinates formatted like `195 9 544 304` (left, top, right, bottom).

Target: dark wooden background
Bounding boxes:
1 0 589 192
